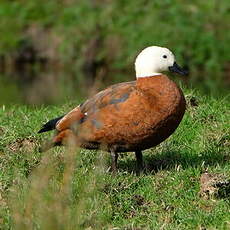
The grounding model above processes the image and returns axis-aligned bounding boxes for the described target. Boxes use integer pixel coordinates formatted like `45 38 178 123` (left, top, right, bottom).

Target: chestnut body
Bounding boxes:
38 45 188 172
54 75 186 152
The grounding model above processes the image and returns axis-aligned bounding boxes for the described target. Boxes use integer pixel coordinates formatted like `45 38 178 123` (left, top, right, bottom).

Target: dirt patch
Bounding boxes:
126 194 150 219
185 95 199 108
188 96 199 107
199 172 230 199
131 194 145 206
8 137 38 153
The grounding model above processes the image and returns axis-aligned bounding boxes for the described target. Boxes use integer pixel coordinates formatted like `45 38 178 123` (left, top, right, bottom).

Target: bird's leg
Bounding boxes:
135 150 144 173
110 151 118 173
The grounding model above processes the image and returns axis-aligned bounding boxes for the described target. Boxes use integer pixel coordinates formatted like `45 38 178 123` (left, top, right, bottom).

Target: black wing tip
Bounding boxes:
38 115 64 134
38 127 49 134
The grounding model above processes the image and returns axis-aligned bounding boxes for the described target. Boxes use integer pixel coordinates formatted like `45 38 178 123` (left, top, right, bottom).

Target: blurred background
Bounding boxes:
0 0 229 105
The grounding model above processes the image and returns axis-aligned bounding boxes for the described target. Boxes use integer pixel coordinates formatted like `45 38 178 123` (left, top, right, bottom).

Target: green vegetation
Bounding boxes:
0 0 230 99
0 1 229 229
0 89 229 229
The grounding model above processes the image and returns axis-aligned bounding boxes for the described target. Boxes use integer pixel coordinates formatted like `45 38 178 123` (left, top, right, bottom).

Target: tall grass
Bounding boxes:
9 146 109 230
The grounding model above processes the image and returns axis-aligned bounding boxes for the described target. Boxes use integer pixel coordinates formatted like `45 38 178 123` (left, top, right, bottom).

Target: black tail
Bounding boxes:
38 115 64 133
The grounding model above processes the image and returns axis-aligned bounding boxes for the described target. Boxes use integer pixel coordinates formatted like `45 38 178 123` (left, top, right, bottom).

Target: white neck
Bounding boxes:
136 72 162 78
135 60 163 78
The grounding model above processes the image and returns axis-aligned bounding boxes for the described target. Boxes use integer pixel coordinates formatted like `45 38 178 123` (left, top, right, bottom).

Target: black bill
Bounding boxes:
169 62 188 76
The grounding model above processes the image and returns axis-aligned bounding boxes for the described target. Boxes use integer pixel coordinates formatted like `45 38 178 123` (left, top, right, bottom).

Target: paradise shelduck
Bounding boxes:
38 46 188 172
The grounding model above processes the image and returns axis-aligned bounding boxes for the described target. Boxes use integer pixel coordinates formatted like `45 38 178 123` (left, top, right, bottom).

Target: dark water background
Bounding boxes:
0 61 229 106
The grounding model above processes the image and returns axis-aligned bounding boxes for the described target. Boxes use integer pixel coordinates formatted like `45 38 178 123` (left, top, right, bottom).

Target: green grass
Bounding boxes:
0 89 229 229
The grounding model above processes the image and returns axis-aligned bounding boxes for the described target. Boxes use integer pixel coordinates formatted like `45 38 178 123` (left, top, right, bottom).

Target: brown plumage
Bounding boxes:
38 46 188 172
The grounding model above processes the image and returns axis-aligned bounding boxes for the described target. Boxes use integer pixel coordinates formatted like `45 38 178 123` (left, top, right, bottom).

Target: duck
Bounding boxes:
38 46 188 172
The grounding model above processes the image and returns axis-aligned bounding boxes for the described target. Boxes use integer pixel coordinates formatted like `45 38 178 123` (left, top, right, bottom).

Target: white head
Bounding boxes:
135 46 187 78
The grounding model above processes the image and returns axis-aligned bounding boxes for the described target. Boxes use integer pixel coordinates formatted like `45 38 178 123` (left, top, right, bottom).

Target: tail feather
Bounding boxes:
38 115 64 133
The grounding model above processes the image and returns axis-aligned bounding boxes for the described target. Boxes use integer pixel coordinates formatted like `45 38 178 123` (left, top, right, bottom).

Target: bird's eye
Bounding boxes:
163 55 167 59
